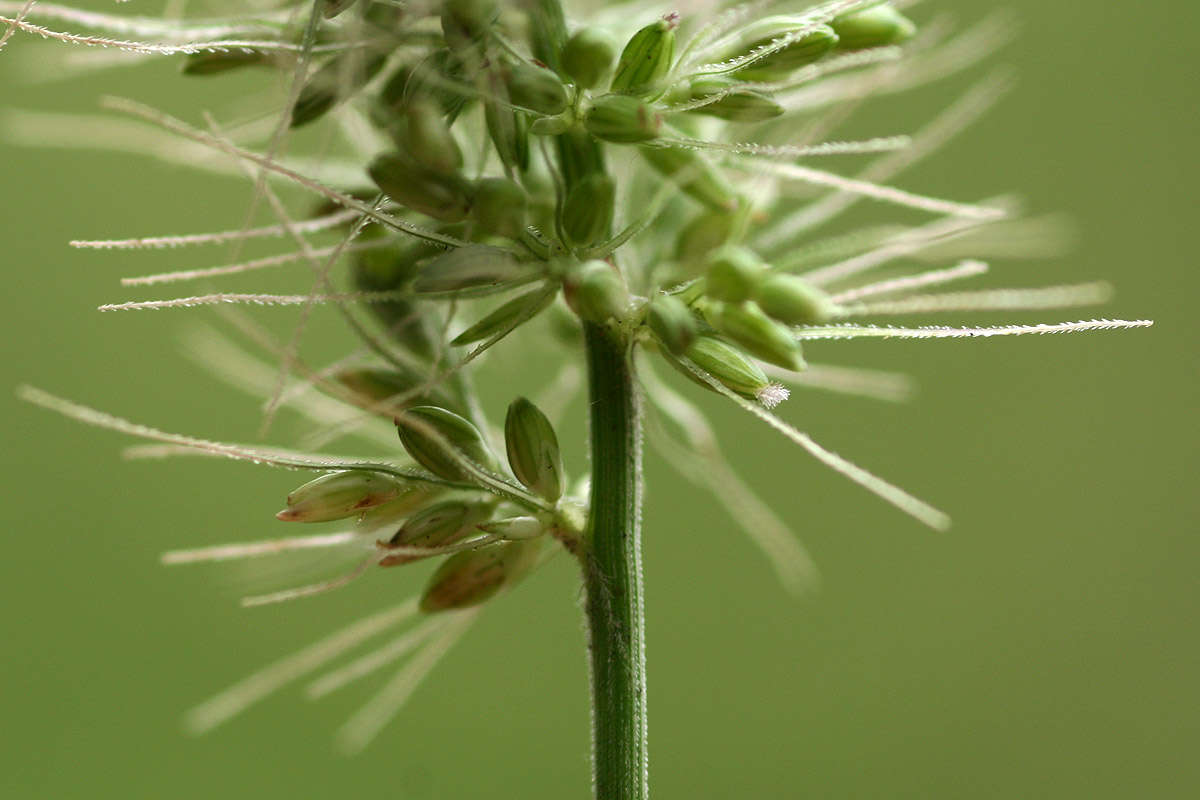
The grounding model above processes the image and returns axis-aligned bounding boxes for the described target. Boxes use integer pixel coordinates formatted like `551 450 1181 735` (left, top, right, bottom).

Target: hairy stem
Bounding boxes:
582 323 648 800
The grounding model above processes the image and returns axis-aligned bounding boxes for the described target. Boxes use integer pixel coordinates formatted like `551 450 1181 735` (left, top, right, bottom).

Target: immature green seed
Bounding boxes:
181 49 271 76
478 515 546 541
413 245 538 295
396 406 497 482
420 539 544 612
722 18 838 81
381 500 493 566
708 301 806 371
683 335 771 399
562 173 616 248
349 234 439 358
473 177 529 240
504 397 564 501
562 27 618 90
610 15 677 97
647 294 699 356
367 153 473 222
830 3 916 51
638 146 738 212
292 51 387 128
505 62 569 115
565 260 630 324
355 485 442 531
705 246 769 303
555 127 607 190
584 94 663 143
400 99 463 175
452 287 555 346
682 76 785 122
276 471 405 523
755 274 840 325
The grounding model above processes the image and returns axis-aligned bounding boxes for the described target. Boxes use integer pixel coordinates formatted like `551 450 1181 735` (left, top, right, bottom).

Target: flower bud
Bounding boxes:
322 0 357 19
396 405 497 481
674 209 735 268
412 245 538 295
682 76 785 122
708 301 806 371
441 0 498 48
472 177 528 240
562 173 616 248
380 500 493 566
276 470 405 523
334 367 457 415
485 100 531 171
452 287 554 346
504 397 564 501
584 94 662 143
420 539 543 611
610 15 677 97
356 485 443 531
830 3 916 51
399 98 463 175
705 246 768 303
638 146 737 212
647 294 699 355
182 49 271 76
722 18 838 81
505 62 569 115
478 515 546 541
755 274 839 325
530 115 571 136
682 335 771 399
562 27 617 90
368 153 473 222
565 260 630 324
292 51 387 128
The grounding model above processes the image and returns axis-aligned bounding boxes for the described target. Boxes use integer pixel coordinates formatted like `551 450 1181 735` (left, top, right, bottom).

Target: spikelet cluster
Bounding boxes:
4 0 1151 753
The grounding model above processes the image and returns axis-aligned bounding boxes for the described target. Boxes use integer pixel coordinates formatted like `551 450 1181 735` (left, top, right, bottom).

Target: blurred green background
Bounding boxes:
1 1 1196 798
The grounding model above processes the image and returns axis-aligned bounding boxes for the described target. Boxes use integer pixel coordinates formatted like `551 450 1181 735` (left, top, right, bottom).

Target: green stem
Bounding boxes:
581 323 648 800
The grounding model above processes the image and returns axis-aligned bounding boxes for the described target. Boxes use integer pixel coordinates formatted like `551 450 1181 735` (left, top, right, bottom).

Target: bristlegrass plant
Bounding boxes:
3 1 1153 797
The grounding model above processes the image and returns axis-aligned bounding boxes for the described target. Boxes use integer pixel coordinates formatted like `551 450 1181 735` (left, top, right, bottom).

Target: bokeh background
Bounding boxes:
2 1 1196 798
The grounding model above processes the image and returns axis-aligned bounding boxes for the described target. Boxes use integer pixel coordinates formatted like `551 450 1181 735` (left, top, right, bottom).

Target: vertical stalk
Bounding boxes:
582 322 648 800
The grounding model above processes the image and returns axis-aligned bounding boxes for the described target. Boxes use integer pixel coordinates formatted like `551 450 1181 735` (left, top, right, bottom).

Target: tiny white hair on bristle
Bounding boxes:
162 532 364 565
763 363 916 404
690 0 865 76
17 384 412 474
179 325 392 446
802 213 1003 286
122 238 388 286
0 1 290 40
680 361 950 531
840 282 1114 317
0 15 361 56
99 96 468 249
755 383 791 409
674 0 773 73
239 552 383 608
759 72 1012 248
794 318 1154 340
657 135 911 159
183 599 419 735
73 209 360 250
97 289 406 312
831 260 990 304
0 0 33 53
746 155 1004 221
335 613 478 755
306 617 449 700
641 364 818 594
